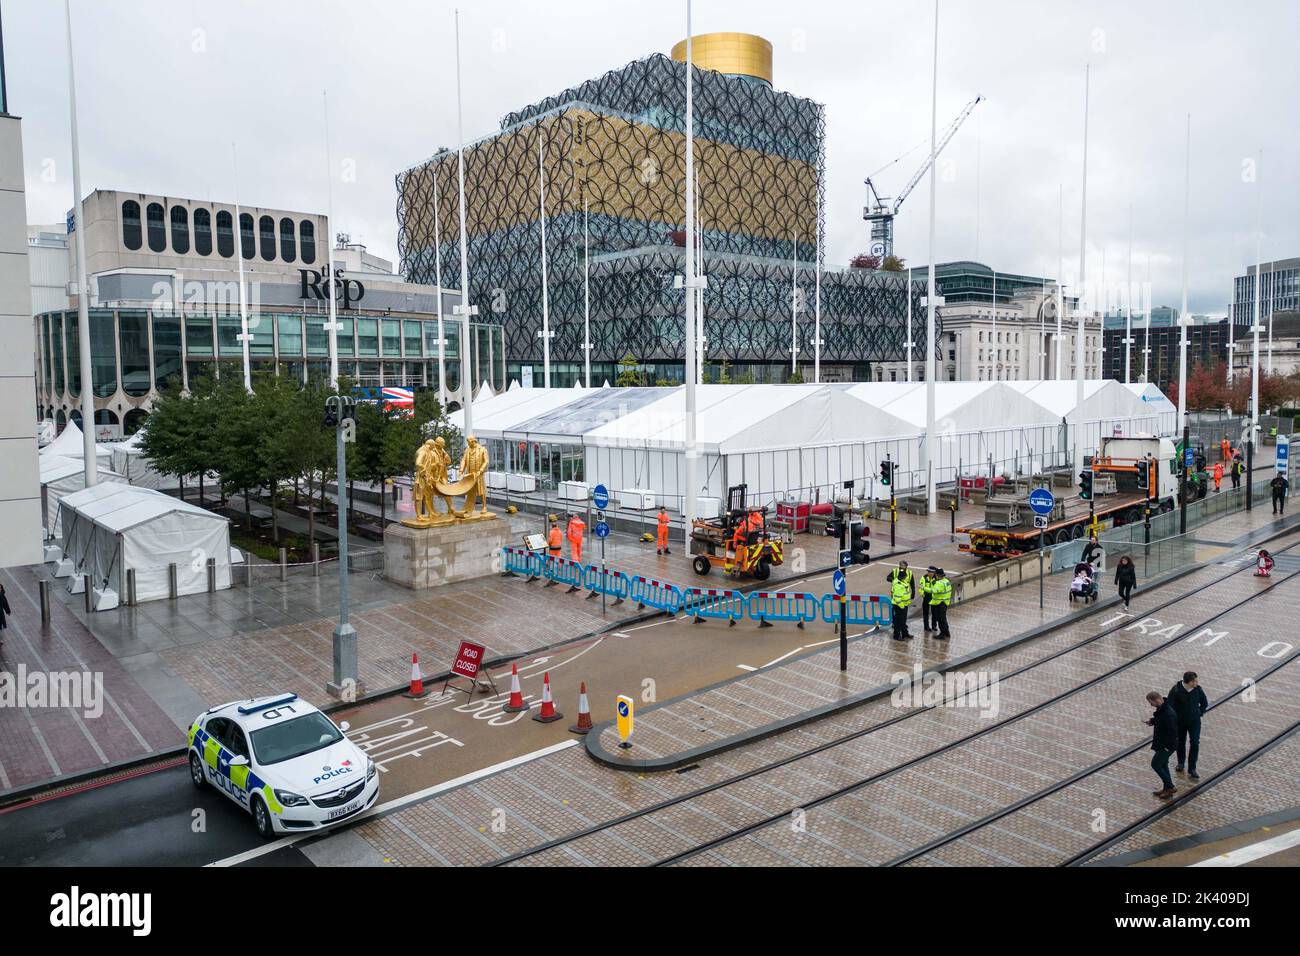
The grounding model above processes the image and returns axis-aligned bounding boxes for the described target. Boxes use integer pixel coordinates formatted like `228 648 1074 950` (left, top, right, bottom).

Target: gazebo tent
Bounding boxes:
53 480 141 575
40 420 112 460
55 484 232 603
109 431 180 490
39 454 126 538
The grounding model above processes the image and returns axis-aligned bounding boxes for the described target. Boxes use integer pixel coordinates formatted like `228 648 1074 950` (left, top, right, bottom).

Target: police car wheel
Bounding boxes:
251 796 275 839
188 752 206 790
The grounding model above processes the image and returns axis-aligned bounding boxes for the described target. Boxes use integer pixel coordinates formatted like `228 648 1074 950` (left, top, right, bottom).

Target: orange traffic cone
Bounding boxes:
403 652 429 698
502 663 528 713
532 672 563 723
568 682 594 734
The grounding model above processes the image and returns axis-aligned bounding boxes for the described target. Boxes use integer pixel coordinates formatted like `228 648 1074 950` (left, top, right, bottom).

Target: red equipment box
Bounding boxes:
776 500 812 533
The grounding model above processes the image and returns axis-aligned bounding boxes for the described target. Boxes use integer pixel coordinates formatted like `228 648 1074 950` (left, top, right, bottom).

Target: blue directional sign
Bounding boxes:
592 483 610 510
1028 488 1056 516
1277 437 1290 474
1185 448 1195 468
594 521 610 539
838 548 853 569
832 569 847 597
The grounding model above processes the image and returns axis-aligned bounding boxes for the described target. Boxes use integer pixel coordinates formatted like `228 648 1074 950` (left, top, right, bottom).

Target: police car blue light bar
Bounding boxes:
237 693 299 714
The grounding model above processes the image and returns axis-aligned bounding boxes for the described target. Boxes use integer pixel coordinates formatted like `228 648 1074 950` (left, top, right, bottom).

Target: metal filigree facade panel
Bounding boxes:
395 52 929 376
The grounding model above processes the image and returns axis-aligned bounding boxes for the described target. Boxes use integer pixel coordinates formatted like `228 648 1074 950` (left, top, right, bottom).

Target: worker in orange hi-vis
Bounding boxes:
656 506 671 555
1212 461 1224 493
567 512 586 564
547 518 563 558
1221 436 1232 462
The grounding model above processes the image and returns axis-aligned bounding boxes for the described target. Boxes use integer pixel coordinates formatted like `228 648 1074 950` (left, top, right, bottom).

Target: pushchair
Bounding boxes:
1069 562 1099 603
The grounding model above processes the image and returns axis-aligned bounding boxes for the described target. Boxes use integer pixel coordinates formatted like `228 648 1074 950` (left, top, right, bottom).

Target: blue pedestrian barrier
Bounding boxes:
821 593 893 628
746 590 820 629
501 547 544 580
583 565 630 603
629 575 683 613
683 587 745 626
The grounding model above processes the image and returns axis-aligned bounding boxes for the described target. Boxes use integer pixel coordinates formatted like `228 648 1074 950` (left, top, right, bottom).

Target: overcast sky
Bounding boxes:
7 0 1298 314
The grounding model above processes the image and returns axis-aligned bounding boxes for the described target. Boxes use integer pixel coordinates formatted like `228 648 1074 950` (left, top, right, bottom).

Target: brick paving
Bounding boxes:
342 526 1300 866
682 568 1300 867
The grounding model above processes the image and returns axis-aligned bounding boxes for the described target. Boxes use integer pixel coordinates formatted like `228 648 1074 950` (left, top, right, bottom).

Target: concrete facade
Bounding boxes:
0 109 42 567
383 517 510 589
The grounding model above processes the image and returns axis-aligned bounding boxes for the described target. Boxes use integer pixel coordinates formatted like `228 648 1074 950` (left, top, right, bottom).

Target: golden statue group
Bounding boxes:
402 434 494 527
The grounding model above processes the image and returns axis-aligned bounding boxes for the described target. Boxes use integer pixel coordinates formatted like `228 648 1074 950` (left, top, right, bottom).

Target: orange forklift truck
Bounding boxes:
690 484 784 580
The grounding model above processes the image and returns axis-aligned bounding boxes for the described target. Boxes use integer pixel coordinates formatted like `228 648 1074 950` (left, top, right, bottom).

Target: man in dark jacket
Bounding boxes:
1168 671 1208 780
1145 690 1180 798
1271 473 1289 515
1081 534 1102 568
0 583 10 645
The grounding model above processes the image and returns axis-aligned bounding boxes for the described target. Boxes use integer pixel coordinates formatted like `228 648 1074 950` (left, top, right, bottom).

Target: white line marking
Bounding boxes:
736 664 757 672
1191 827 1300 867
204 739 580 867
760 647 804 668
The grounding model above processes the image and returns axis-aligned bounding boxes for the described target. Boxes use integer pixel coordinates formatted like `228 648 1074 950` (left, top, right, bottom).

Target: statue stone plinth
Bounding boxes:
383 515 508 590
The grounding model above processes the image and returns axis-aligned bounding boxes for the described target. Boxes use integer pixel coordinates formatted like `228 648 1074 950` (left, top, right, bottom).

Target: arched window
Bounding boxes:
239 213 255 259
194 208 212 255
279 217 296 263
300 220 316 264
215 210 234 257
170 205 190 254
146 202 166 252
122 200 142 250
258 215 275 261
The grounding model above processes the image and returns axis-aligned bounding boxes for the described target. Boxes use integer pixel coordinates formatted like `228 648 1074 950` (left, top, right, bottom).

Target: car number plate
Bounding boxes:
326 800 360 820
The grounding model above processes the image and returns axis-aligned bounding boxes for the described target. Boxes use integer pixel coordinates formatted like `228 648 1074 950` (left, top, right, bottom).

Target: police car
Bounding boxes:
186 693 379 839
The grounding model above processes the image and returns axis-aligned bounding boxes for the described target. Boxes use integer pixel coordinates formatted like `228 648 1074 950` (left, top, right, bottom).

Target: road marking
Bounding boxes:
736 664 757 672
205 739 580 867
761 648 804 668
1191 827 1300 867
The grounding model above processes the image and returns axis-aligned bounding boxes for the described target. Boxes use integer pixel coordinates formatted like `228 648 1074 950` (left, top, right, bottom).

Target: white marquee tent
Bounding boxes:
109 431 181 490
54 483 233 606
39 454 126 539
40 420 113 460
450 380 1177 510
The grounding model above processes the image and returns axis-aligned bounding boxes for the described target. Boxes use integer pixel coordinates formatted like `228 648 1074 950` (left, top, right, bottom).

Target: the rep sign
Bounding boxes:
300 267 365 310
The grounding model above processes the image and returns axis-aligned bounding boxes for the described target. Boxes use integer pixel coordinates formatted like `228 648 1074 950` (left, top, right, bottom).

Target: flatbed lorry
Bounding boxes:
958 435 1201 559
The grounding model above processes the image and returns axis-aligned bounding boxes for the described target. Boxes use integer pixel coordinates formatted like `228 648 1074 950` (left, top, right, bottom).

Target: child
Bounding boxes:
1256 549 1274 577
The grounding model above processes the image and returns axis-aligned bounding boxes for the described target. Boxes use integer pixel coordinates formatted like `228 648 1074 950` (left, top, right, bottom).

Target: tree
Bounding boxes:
881 255 907 272
1184 361 1229 412
616 355 644 387
213 376 266 533
850 253 882 270
787 368 804 384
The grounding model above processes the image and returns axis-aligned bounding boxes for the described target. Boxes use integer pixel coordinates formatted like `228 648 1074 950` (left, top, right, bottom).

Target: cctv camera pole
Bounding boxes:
63 0 97 479
327 396 358 699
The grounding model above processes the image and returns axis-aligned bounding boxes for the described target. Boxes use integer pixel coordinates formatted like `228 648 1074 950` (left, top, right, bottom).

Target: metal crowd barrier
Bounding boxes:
629 575 683 613
820 593 893 627
583 565 630 605
746 590 821 629
543 556 587 593
683 586 745 626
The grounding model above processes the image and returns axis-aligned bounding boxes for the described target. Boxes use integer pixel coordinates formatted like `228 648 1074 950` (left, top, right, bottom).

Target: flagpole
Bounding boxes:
63 0 98 471
537 128 551 388
682 0 699 547
1055 183 1064 380
1125 204 1133 384
454 9 475 433
433 159 446 406
583 194 590 388
1250 149 1263 445
232 143 252 393
322 92 339 389
924 0 940 513
1072 64 1089 482
791 235 799 375
1176 114 1191 434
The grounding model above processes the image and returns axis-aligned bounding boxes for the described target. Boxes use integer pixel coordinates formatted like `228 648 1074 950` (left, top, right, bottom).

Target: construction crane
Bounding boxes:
863 94 983 261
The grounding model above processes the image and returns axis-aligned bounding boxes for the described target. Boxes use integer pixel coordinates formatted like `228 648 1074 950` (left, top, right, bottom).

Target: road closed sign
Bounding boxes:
451 641 486 680
616 694 634 749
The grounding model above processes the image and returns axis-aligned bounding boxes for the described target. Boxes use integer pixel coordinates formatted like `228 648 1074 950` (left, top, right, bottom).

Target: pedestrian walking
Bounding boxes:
567 512 586 563
1212 461 1223 492
547 517 563 558
920 568 936 632
928 567 953 640
1114 555 1137 609
1271 473 1289 514
1168 671 1208 780
1231 455 1243 490
887 561 915 641
1081 534 1102 569
656 506 671 555
0 583 10 646
1145 690 1180 799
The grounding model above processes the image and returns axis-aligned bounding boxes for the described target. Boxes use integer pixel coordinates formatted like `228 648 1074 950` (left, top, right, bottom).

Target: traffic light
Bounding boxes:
849 521 871 565
1079 469 1093 500
879 461 892 486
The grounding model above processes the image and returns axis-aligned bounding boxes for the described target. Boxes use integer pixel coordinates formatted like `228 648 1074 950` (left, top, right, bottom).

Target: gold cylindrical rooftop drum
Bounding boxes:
670 33 772 85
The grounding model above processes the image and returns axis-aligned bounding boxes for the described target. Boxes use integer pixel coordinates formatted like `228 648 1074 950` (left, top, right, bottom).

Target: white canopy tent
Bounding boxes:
54 484 232 606
39 454 126 539
40 420 112 460
108 430 181 490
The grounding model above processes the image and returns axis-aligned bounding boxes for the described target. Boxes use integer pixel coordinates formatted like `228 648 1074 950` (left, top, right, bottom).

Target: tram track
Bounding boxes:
486 529 1300 867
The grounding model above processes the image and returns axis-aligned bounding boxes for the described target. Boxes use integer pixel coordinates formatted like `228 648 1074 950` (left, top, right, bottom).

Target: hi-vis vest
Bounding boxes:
930 576 953 606
891 571 913 608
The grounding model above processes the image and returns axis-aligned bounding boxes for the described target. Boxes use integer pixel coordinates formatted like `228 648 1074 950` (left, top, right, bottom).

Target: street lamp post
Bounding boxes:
924 0 940 514
1072 64 1090 486
325 394 360 700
